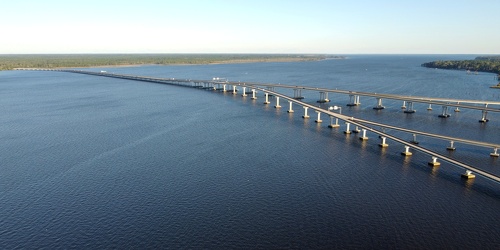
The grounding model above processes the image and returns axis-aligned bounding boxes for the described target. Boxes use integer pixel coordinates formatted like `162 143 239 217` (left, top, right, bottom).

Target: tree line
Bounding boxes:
0 54 337 71
421 56 500 78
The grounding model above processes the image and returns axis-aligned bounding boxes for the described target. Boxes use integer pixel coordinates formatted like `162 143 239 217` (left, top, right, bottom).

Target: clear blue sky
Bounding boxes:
1 0 499 54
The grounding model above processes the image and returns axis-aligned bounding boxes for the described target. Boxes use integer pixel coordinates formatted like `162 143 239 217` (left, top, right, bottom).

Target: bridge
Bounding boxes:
16 68 500 184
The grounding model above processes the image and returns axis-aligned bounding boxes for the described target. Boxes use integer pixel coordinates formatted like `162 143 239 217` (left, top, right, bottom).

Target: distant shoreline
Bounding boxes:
0 54 345 71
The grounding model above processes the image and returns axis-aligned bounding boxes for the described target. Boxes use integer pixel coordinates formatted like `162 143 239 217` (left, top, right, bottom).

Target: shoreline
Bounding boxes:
1 54 343 71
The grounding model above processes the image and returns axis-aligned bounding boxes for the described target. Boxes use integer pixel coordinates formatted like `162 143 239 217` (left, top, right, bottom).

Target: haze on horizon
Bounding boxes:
1 0 499 55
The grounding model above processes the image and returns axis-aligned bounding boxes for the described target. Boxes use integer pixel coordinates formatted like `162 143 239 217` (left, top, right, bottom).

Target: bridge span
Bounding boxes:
17 68 500 183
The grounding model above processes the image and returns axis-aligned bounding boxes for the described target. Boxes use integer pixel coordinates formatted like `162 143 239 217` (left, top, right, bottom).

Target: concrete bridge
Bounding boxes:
17 68 500 183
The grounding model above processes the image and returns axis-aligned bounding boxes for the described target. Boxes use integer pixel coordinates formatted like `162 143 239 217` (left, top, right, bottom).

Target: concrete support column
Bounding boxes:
242 87 247 97
356 95 361 105
439 105 450 118
461 170 476 179
359 129 368 140
264 93 270 104
223 84 227 92
315 111 323 123
302 107 310 118
352 126 360 133
447 141 456 151
490 148 499 157
479 110 489 123
427 104 433 110
428 156 441 167
410 134 419 144
251 89 257 100
401 101 407 109
373 98 385 110
317 92 330 103
344 123 351 134
404 101 416 113
379 136 388 147
274 97 282 108
454 102 460 112
401 146 412 156
328 116 339 128
232 85 237 94
287 101 294 113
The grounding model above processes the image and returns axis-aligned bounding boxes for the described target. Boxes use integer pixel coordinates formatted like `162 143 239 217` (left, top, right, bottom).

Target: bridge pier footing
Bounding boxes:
328 116 339 128
287 101 294 113
401 146 412 156
427 104 433 111
352 126 360 133
317 92 330 103
347 95 360 106
264 93 270 104
447 141 456 151
373 98 385 110
403 102 416 113
274 97 282 108
461 170 476 179
379 136 388 147
490 148 499 157
251 89 257 100
479 109 489 123
410 134 419 144
315 111 322 123
344 123 351 134
438 105 450 118
302 107 310 118
428 157 441 167
359 129 368 140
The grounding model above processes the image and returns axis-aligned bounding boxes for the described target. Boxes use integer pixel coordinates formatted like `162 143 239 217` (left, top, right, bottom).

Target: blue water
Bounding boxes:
1 55 499 249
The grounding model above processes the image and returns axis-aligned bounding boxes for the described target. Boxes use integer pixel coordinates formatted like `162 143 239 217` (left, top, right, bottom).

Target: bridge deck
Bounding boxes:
17 68 500 183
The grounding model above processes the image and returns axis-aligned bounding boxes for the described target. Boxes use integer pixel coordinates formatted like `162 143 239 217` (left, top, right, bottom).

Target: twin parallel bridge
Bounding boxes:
17 68 500 184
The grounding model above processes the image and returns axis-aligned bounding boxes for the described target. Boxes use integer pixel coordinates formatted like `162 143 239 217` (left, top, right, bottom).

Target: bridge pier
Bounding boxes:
344 123 351 134
274 97 282 108
347 95 361 106
427 104 433 111
490 148 499 157
232 85 237 94
223 84 227 92
315 111 323 123
352 126 360 133
373 98 385 110
410 134 419 144
401 146 412 156
438 105 450 118
302 107 310 118
461 170 476 179
359 129 368 140
454 102 460 112
428 157 441 167
287 101 294 113
379 136 388 147
294 89 304 100
401 101 406 109
447 141 456 151
479 109 489 123
251 89 257 100
328 115 340 128
317 92 330 103
403 101 416 113
242 87 247 97
264 93 270 104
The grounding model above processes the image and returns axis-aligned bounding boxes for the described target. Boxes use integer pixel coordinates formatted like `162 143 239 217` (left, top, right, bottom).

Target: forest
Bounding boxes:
0 54 337 71
421 56 500 77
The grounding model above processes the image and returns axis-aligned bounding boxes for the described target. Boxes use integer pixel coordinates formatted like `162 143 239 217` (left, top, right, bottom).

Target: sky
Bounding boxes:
1 0 499 54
